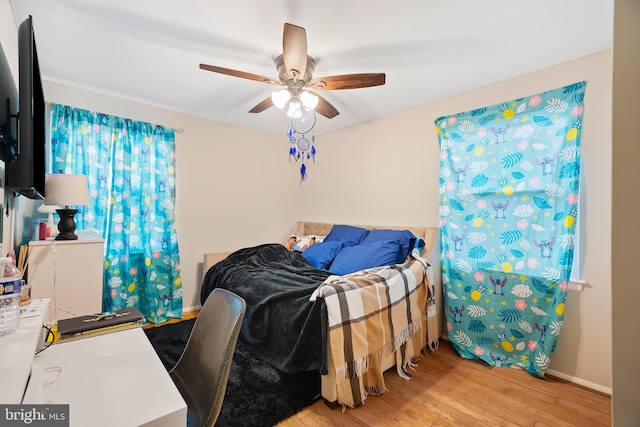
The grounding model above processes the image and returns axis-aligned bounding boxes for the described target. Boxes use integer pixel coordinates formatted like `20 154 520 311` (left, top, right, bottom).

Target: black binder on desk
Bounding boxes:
57 307 146 342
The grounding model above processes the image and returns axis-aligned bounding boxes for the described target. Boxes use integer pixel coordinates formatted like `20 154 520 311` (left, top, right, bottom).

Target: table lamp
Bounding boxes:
44 174 90 240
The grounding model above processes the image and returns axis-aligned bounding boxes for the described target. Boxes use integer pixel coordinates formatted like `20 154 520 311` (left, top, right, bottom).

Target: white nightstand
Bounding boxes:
28 237 104 324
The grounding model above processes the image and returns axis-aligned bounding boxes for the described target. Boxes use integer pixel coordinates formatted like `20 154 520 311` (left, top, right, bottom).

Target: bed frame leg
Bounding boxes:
323 398 340 409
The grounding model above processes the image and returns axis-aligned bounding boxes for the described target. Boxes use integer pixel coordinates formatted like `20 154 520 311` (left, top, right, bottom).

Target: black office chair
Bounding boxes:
169 288 246 427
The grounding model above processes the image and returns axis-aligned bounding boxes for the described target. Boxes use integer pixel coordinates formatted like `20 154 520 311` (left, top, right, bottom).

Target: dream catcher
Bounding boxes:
288 106 317 181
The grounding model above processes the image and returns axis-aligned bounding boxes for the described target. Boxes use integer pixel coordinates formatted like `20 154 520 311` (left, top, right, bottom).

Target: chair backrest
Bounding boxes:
169 288 246 427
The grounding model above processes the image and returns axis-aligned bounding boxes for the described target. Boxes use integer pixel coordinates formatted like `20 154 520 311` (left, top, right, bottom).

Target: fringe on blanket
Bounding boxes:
338 341 435 409
333 315 426 383
340 384 389 412
398 338 440 379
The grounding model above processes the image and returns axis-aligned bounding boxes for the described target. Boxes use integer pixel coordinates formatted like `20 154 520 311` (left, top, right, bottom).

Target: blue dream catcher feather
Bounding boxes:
288 106 317 182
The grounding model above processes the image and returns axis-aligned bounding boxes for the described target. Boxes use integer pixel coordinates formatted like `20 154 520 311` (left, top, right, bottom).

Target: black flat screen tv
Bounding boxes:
6 15 46 200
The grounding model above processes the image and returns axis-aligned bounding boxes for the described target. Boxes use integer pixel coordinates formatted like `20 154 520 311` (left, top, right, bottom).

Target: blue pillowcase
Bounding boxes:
303 226 426 274
329 240 401 275
324 225 370 245
302 241 345 270
360 229 419 263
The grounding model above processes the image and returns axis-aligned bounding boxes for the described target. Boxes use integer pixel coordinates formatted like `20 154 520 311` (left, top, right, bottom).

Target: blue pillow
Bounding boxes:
302 241 345 270
324 225 370 245
360 229 418 263
329 240 400 275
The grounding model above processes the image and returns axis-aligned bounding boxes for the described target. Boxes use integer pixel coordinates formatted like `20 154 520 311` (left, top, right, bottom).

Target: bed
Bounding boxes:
201 221 442 407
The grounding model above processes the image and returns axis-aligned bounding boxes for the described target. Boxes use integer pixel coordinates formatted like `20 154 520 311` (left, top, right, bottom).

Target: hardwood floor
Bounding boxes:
279 340 612 427
146 313 611 426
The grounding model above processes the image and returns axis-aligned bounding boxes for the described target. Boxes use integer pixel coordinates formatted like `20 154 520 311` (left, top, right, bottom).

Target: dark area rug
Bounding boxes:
144 319 321 427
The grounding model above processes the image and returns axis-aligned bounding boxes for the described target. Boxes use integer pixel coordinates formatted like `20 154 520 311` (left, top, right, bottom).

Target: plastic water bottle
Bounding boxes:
0 256 22 337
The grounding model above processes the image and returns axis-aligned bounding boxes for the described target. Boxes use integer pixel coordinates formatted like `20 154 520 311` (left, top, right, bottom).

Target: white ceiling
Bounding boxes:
9 0 613 136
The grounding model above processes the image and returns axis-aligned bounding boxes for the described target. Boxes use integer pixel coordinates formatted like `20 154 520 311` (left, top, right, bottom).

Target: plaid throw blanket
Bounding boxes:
311 252 438 407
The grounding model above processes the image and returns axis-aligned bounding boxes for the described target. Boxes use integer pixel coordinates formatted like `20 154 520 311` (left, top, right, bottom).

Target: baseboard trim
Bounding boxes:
545 368 612 395
440 337 611 395
183 304 202 314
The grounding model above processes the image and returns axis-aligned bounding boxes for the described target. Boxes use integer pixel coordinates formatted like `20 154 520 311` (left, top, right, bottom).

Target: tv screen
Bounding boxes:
0 36 18 165
6 15 46 200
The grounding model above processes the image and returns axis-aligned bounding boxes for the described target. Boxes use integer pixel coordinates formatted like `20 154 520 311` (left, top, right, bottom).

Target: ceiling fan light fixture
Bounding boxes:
271 89 290 109
300 91 318 110
287 101 301 118
200 23 385 121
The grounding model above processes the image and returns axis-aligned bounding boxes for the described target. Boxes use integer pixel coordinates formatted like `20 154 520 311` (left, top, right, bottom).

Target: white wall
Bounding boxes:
0 1 17 85
0 0 18 254
305 50 613 393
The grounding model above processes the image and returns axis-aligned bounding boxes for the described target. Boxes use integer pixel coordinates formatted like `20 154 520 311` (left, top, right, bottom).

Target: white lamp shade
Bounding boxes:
45 174 90 207
287 102 301 118
300 91 318 110
271 89 290 109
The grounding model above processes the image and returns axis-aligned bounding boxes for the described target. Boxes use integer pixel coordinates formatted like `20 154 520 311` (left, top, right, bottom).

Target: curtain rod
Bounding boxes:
46 101 185 134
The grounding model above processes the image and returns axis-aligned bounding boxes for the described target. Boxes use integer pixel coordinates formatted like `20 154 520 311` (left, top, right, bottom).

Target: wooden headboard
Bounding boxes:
204 221 439 272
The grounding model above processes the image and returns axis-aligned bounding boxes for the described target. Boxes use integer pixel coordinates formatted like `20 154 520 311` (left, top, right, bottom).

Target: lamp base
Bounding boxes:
55 208 79 240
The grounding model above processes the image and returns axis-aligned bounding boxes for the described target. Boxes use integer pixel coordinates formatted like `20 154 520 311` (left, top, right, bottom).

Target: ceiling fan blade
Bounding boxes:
199 63 280 85
282 23 307 79
248 97 274 113
312 92 339 119
309 73 386 90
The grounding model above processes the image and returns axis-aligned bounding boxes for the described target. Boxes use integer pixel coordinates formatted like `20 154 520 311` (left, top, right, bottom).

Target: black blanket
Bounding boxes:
200 244 332 374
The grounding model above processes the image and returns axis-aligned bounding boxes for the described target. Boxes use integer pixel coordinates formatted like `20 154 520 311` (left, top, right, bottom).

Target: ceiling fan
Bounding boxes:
199 23 386 119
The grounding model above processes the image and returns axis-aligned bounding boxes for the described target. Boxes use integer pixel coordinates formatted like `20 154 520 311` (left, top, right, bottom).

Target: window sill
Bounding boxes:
568 280 588 292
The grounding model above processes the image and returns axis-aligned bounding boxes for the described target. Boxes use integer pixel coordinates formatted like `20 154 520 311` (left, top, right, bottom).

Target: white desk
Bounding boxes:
32 327 187 427
0 298 49 404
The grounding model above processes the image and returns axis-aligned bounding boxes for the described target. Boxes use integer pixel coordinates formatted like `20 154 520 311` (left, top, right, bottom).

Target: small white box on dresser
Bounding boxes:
28 233 104 324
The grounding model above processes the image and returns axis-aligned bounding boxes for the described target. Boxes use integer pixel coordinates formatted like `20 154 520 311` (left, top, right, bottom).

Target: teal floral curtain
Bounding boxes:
435 82 585 377
50 104 182 323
